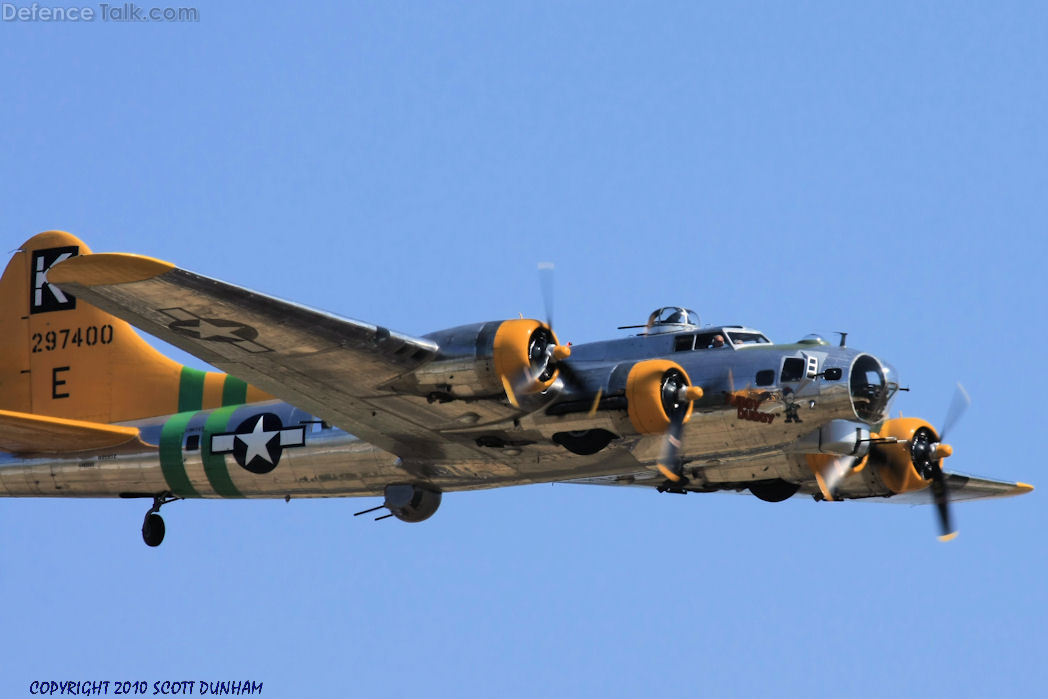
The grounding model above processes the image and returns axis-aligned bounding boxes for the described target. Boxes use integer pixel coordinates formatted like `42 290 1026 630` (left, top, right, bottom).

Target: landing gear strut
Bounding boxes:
141 493 180 547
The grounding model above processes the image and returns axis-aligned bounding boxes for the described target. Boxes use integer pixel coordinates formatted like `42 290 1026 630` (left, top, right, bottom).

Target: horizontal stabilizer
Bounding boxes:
0 409 156 457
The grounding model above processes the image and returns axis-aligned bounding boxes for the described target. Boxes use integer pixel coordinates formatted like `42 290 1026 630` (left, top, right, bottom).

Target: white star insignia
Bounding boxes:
236 416 278 465
193 319 248 341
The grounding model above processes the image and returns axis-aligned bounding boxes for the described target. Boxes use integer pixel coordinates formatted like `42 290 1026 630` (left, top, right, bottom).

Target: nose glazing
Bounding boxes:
849 354 895 423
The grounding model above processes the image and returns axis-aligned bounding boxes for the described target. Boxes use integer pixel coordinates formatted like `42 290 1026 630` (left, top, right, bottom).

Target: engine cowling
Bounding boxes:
625 359 696 434
492 318 562 396
869 417 940 494
399 319 566 401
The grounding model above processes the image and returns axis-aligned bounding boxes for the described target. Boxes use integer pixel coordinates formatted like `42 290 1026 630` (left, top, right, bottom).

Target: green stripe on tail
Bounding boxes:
221 375 248 406
178 366 207 412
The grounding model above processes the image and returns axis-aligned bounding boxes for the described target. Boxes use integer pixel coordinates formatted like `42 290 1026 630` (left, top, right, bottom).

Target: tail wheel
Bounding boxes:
142 513 165 547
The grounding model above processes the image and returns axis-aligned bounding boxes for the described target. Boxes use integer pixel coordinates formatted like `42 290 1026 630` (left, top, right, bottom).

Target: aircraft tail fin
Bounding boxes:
0 231 269 424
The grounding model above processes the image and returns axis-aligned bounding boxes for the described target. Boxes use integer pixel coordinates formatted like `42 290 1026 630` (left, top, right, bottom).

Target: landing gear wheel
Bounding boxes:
142 513 166 547
140 493 179 547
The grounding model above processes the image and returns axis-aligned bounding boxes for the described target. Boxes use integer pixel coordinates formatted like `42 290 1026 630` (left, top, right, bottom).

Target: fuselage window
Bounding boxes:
781 357 805 382
674 335 695 351
185 434 200 451
756 369 775 386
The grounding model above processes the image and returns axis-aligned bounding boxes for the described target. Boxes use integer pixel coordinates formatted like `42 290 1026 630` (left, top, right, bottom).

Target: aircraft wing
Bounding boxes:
47 253 486 461
873 471 1033 504
564 468 1032 503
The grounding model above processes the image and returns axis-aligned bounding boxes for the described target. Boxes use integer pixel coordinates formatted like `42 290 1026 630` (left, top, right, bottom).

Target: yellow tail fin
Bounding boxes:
0 231 269 424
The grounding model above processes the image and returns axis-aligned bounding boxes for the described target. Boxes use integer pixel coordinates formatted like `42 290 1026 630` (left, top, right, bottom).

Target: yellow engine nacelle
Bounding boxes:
625 359 697 434
492 318 562 396
403 318 567 401
870 417 937 494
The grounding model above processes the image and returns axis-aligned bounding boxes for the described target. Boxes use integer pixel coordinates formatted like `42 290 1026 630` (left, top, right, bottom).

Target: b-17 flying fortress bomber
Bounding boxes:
0 231 1032 546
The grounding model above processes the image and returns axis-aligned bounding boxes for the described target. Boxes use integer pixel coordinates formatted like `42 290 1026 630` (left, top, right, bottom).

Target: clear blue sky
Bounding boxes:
1 2 1045 697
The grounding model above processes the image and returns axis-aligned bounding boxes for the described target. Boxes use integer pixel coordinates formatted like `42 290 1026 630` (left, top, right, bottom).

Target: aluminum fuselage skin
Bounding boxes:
0 324 896 501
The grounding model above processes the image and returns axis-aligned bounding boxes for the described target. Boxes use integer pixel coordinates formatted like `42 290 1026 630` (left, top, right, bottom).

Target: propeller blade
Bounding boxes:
930 463 957 541
501 374 520 409
939 382 971 441
814 455 858 502
538 261 555 330
928 382 965 540
656 411 686 482
556 359 585 391
587 388 603 418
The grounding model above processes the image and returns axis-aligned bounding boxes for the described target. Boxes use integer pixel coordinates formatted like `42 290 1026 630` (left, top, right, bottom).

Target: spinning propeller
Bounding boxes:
501 263 574 408
916 382 970 541
658 367 763 483
816 383 970 541
654 370 704 482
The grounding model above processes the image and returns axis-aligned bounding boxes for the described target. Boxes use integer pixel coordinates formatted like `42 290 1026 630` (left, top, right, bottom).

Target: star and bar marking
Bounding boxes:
159 307 272 353
210 413 306 474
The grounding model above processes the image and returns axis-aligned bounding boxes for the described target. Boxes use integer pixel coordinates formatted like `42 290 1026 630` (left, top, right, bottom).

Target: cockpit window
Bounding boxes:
694 332 727 349
727 331 771 346
674 335 695 351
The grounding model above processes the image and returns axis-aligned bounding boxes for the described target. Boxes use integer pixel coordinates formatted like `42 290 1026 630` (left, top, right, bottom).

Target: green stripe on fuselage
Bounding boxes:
178 366 207 412
221 375 248 406
202 405 243 498
159 411 201 497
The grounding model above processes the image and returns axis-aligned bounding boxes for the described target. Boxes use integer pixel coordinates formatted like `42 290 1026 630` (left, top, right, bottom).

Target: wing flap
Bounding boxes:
0 409 155 457
48 253 484 461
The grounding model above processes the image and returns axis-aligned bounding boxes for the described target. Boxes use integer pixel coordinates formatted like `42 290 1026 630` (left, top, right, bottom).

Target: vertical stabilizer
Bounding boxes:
0 231 268 424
